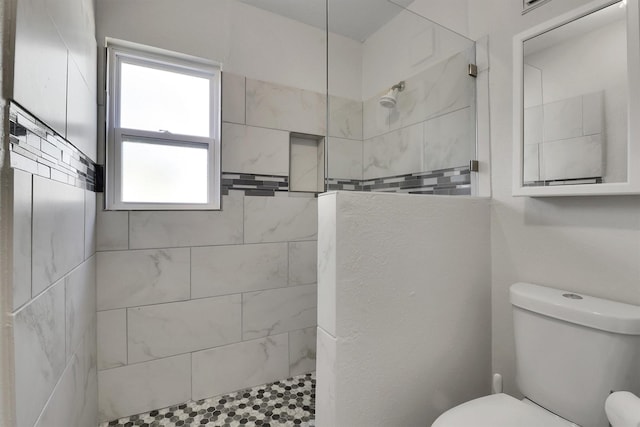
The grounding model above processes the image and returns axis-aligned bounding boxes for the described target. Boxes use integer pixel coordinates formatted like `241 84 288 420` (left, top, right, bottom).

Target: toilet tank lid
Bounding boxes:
510 283 640 335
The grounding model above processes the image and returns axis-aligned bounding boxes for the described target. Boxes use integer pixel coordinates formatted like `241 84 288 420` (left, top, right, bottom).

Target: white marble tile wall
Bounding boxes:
359 49 476 180
363 122 424 180
288 241 318 286
13 278 66 427
11 169 98 427
244 196 318 243
96 248 190 311
526 92 605 181
242 284 317 340
327 137 363 181
127 295 242 363
32 175 85 296
388 51 474 134
191 334 290 401
13 169 32 310
96 72 324 422
97 309 127 370
96 190 319 420
329 95 363 141
543 96 583 142
221 123 289 175
98 354 192 422
191 243 288 298
542 134 603 181
246 78 326 136
289 327 317 376
129 193 244 249
423 107 475 172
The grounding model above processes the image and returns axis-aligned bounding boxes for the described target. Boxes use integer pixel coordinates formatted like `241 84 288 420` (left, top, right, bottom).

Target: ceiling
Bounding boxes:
235 0 414 42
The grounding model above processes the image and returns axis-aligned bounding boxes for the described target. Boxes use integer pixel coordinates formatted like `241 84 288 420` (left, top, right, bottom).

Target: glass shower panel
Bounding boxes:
326 0 477 195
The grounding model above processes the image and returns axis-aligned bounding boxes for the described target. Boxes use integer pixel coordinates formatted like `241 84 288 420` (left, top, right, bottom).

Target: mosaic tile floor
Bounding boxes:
100 373 315 427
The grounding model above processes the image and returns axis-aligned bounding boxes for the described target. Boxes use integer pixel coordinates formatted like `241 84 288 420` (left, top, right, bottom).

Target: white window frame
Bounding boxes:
105 41 221 210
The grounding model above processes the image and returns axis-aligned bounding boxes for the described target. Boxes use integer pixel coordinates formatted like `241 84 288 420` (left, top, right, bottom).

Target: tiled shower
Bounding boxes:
1 0 481 426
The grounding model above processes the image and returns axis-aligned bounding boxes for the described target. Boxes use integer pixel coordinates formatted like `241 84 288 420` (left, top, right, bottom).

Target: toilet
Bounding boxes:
432 282 640 427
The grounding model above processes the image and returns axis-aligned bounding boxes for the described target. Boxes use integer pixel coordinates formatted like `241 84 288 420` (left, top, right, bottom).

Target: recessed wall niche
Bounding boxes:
289 133 325 193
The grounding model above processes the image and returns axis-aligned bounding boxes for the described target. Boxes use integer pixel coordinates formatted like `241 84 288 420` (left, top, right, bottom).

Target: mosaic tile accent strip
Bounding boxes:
8 103 100 192
524 177 603 187
100 373 315 427
222 173 288 196
327 165 472 195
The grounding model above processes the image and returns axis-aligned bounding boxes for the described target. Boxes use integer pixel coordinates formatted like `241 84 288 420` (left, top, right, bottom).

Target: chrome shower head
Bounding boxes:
379 81 405 108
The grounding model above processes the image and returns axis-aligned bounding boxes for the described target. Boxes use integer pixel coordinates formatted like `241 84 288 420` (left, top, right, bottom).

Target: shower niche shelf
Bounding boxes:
289 133 325 193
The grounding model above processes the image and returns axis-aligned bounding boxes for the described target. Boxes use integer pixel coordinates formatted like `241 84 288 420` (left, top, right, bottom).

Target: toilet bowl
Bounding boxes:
431 283 640 427
432 394 576 427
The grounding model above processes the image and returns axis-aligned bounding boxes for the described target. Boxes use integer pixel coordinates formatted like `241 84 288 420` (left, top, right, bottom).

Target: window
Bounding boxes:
106 41 221 210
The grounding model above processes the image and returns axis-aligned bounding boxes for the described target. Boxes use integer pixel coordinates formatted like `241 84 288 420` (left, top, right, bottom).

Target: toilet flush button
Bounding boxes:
563 293 583 300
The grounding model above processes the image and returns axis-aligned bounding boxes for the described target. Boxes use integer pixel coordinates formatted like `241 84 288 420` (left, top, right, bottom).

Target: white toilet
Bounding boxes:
432 282 640 427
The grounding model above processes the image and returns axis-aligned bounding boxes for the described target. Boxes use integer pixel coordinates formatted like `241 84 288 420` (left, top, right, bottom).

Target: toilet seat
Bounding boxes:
432 393 577 427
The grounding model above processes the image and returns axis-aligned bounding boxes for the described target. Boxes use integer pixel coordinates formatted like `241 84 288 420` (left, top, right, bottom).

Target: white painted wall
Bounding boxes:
467 0 640 398
96 0 362 100
316 192 491 426
406 0 469 38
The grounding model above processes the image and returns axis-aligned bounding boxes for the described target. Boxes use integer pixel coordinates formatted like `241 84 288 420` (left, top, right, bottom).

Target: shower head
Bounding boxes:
379 81 405 108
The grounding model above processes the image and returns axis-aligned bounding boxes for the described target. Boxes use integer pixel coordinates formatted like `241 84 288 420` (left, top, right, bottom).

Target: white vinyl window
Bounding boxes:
106 42 221 210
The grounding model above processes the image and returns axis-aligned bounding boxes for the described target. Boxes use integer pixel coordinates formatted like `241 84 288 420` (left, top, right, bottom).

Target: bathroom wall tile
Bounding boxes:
191 243 288 298
288 241 317 286
12 169 32 310
329 95 363 140
191 334 289 401
97 248 190 310
315 327 336 427
542 135 603 181
523 143 540 182
524 105 543 145
363 122 423 180
327 137 363 181
289 136 322 192
244 196 317 243
242 284 317 340
543 96 582 142
362 94 389 140
13 280 66 427
84 190 96 259
32 175 85 295
129 193 243 249
35 325 98 427
246 78 326 135
97 309 127 370
222 72 245 124
127 295 242 363
289 327 317 376
423 107 474 172
317 194 336 337
388 51 474 132
98 354 191 422
96 198 129 251
221 123 289 175
583 91 604 136
66 257 96 360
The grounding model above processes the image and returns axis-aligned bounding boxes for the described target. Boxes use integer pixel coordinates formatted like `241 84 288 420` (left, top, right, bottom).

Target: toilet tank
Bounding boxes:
511 283 640 427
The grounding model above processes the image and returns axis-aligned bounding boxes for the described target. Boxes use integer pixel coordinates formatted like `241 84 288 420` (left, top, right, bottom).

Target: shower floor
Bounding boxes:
100 373 315 427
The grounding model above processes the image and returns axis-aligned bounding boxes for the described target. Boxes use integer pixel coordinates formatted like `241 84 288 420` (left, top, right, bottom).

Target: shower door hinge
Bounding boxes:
469 160 479 172
468 64 478 78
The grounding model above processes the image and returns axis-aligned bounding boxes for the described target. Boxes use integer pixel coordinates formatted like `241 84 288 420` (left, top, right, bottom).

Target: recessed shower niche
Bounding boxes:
289 133 326 193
